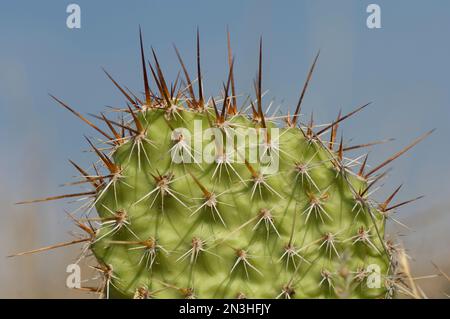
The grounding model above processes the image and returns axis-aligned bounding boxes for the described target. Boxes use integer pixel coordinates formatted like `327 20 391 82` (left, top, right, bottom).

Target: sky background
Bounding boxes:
0 0 449 297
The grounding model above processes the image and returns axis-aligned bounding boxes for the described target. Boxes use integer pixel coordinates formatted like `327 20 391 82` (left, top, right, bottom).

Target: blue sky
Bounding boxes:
1 0 449 296
1 0 449 207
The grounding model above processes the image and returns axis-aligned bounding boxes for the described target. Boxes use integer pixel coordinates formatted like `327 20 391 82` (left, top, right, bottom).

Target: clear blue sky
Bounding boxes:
1 1 449 294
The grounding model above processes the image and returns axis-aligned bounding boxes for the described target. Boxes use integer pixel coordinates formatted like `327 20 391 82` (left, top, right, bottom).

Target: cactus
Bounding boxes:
15 29 432 299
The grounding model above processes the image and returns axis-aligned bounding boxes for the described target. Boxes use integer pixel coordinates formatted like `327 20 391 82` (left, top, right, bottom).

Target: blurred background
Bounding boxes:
0 0 449 298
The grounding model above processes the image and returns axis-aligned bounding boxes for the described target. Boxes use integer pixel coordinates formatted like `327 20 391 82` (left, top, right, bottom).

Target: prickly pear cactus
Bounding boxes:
17 29 432 299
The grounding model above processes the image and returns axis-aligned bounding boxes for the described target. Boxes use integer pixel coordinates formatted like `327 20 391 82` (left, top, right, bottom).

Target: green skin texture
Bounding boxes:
91 107 389 298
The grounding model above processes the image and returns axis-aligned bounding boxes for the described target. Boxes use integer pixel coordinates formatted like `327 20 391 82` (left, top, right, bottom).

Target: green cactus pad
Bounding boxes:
91 106 389 299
